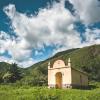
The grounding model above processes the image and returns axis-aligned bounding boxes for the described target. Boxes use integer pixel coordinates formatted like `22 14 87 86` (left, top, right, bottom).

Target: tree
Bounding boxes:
6 63 23 83
2 72 12 83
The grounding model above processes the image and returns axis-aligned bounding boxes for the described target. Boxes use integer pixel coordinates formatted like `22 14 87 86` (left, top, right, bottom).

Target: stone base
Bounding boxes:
48 84 88 89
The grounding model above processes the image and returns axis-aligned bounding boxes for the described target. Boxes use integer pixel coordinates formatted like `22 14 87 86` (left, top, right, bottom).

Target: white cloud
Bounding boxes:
3 2 81 49
69 0 100 24
0 31 36 67
16 58 37 68
0 31 32 61
84 28 100 44
0 55 36 68
0 55 14 64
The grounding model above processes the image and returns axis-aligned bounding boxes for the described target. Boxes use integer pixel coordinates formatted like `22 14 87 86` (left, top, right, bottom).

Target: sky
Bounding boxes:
0 0 100 67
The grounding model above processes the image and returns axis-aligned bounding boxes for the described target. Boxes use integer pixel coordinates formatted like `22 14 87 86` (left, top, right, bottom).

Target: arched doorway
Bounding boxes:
55 72 62 88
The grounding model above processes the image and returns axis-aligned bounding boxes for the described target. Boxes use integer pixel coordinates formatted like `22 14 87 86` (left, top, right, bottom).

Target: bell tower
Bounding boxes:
48 62 50 69
68 58 71 67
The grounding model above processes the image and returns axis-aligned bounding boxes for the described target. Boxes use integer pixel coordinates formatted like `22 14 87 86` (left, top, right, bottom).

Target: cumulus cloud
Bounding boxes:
3 2 82 55
84 28 100 44
0 55 36 68
0 31 37 67
0 31 31 61
3 2 80 49
69 0 100 24
17 58 37 68
0 56 14 64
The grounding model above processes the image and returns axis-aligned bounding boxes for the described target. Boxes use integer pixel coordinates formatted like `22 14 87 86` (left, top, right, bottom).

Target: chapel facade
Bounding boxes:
48 58 88 88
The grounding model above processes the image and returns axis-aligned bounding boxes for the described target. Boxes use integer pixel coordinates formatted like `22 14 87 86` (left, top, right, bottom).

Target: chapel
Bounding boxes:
48 58 88 88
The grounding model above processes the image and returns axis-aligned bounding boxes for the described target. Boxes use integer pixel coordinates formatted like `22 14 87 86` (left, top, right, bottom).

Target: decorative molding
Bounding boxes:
48 66 70 70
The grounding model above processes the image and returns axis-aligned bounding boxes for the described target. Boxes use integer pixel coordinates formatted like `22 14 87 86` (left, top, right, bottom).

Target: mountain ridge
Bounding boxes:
0 44 100 85
26 44 100 82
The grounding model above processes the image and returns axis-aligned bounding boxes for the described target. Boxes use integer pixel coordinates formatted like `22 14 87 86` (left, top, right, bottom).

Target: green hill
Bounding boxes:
0 44 100 85
0 62 11 73
25 44 100 85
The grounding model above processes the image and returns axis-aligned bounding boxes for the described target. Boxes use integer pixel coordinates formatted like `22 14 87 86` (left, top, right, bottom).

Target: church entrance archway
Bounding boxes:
55 72 62 88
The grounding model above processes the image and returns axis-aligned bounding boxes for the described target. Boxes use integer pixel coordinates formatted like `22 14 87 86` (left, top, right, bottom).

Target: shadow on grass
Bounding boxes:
72 84 98 90
88 84 98 90
80 85 98 90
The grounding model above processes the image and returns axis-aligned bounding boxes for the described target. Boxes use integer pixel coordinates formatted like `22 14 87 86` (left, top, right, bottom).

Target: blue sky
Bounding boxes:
0 0 100 67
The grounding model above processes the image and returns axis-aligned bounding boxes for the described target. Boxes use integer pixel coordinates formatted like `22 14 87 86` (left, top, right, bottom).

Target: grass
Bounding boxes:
0 83 100 100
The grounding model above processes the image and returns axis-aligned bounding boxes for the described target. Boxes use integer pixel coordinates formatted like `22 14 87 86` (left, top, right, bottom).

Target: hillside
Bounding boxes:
0 44 100 85
25 44 100 84
0 62 11 73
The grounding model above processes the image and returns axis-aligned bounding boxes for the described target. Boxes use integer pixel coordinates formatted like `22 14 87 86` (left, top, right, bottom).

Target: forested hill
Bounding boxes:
0 62 11 73
0 44 100 85
27 44 100 82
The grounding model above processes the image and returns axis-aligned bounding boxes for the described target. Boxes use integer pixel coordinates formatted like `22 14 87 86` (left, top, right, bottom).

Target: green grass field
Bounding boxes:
0 83 100 100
